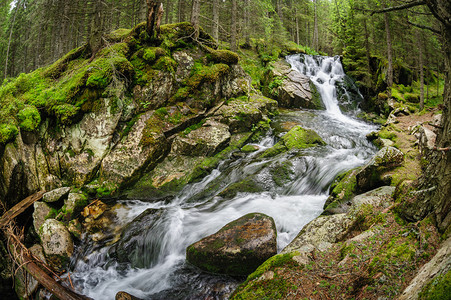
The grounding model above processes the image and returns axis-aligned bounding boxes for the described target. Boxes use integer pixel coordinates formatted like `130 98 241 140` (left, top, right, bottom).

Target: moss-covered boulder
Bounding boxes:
99 110 169 188
171 120 230 157
186 213 277 276
322 169 359 215
260 125 325 158
356 146 404 193
263 60 324 109
39 219 74 271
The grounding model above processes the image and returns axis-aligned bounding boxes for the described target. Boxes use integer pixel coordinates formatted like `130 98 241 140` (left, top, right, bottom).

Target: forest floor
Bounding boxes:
232 109 444 299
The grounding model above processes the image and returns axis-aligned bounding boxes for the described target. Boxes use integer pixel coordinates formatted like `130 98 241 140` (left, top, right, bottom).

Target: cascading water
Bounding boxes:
70 54 378 299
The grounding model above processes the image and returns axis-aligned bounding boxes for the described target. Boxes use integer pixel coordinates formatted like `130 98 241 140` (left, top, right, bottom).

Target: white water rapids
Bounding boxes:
69 54 378 299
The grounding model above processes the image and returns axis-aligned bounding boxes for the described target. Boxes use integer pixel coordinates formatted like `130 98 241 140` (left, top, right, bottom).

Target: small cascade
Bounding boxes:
286 54 366 127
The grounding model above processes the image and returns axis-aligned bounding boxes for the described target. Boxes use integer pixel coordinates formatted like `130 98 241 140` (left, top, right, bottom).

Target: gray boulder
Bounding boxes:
33 201 53 233
171 120 230 157
264 60 323 109
39 219 74 271
186 213 277 276
42 187 70 203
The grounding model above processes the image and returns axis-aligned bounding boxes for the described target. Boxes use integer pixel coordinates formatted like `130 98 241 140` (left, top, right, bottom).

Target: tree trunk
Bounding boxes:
230 0 237 52
313 0 319 50
146 1 164 39
295 7 299 45
383 4 393 95
212 0 219 42
190 0 200 40
417 29 425 110
404 0 451 234
4 0 21 79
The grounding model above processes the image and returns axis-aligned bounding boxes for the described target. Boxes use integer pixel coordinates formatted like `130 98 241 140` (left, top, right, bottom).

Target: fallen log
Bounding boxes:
0 191 45 228
1 191 91 300
8 233 90 300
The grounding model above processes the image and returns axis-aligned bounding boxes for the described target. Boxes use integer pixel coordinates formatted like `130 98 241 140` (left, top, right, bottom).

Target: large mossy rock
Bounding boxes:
42 187 70 203
260 125 326 158
171 120 230 157
283 186 395 255
186 213 277 276
356 146 404 193
38 219 74 271
263 60 323 109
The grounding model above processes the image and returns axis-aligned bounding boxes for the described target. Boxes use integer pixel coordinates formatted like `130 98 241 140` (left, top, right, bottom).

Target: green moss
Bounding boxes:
419 270 451 299
0 123 19 144
186 63 230 89
107 28 132 42
231 252 299 300
269 161 294 186
17 105 41 131
153 56 177 73
219 178 264 198
206 47 240 65
378 128 397 141
260 125 325 158
241 144 259 153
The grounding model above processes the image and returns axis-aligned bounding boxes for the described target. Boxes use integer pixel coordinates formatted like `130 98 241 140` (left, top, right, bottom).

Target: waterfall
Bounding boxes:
286 54 367 127
69 55 378 300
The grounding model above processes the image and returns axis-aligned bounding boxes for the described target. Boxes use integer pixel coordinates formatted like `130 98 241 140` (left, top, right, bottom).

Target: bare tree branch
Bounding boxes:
370 1 426 16
407 20 440 34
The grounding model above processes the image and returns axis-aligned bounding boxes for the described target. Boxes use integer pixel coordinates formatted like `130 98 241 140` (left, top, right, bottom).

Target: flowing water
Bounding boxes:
70 54 378 299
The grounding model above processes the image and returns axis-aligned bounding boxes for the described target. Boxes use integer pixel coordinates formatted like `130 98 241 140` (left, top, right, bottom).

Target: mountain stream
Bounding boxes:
70 54 378 299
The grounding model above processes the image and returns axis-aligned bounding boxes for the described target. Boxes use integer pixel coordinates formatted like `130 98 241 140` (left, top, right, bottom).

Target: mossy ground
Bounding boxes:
232 197 440 299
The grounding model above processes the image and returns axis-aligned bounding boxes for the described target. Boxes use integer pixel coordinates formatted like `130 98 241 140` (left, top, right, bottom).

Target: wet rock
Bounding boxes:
260 125 326 158
39 219 73 271
67 219 82 239
171 120 230 156
186 213 277 276
42 187 70 203
14 244 45 299
241 144 259 153
33 201 53 233
81 200 107 219
264 60 323 109
109 208 165 268
356 146 404 193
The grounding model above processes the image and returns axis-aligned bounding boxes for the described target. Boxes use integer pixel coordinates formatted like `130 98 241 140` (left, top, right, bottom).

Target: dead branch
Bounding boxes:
370 1 426 16
407 20 440 34
0 191 45 228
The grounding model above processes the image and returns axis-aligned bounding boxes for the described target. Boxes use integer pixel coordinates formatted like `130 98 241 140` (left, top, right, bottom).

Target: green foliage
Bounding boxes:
153 56 177 73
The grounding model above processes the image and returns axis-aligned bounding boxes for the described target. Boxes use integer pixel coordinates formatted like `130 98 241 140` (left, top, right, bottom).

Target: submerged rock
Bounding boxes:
186 213 277 276
39 219 73 271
